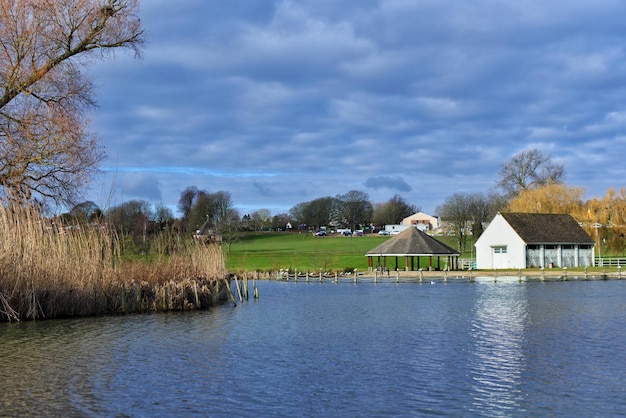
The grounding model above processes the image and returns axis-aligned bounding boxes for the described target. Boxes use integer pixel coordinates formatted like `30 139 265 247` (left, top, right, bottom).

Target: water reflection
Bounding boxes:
469 283 529 415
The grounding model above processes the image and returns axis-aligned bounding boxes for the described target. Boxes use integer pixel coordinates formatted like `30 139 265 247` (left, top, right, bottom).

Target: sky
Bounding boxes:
87 0 626 217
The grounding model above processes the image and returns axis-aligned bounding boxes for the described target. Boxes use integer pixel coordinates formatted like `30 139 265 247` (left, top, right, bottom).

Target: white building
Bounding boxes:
475 212 595 269
400 212 439 231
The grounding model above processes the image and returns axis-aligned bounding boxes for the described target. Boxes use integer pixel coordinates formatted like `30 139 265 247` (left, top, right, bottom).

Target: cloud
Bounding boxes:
364 176 412 192
84 0 626 216
252 181 275 197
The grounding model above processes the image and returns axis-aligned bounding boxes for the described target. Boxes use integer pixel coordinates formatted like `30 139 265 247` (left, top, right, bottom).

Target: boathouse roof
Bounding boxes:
500 213 594 244
365 227 460 257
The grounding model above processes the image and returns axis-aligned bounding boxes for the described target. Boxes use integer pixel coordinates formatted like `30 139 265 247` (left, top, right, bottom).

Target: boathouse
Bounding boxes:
474 212 595 269
365 227 461 272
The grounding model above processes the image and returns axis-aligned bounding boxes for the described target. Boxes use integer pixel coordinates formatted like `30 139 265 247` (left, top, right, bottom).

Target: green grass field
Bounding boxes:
224 232 469 273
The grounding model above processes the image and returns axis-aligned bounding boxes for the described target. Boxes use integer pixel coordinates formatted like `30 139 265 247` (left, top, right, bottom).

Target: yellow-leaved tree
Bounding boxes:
506 183 585 215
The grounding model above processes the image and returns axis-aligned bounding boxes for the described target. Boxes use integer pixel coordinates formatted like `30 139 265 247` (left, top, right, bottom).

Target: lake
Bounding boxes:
2 278 626 417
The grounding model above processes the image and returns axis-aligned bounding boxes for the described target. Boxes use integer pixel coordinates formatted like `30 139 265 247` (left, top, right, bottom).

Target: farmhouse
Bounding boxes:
474 212 595 269
400 211 439 231
194 219 221 243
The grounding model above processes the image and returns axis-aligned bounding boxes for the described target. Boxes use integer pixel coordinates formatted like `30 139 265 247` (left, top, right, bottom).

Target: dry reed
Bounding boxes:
0 205 229 322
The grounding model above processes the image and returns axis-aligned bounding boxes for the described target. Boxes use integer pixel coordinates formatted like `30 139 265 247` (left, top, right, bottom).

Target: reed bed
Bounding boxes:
0 205 230 322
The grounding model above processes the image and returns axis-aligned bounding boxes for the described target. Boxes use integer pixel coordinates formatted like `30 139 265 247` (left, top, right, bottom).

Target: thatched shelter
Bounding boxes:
366 227 461 272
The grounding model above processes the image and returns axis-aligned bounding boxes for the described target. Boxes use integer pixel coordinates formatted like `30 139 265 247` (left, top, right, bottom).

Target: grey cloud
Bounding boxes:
85 0 626 216
364 176 412 192
252 181 275 197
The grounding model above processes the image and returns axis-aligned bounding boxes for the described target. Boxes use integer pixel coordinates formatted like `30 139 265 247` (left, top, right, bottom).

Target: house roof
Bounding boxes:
501 212 595 244
365 227 460 257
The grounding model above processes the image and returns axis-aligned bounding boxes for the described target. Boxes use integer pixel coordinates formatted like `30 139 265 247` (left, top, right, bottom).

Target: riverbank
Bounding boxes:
0 205 230 322
234 266 625 281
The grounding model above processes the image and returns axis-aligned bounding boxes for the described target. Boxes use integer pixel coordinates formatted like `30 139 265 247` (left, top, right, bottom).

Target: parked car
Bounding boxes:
342 230 352 236
390 230 402 235
315 230 327 236
378 230 390 236
354 230 364 236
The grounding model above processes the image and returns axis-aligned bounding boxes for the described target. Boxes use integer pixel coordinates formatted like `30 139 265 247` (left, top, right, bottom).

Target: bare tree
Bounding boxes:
437 191 507 251
67 200 101 224
498 149 565 197
336 190 373 231
372 194 419 227
302 197 335 230
154 203 174 229
106 199 152 236
250 209 271 231
178 186 200 219
436 193 473 253
0 0 143 205
467 191 506 238
271 213 292 231
211 191 234 229
288 202 307 228
220 208 241 252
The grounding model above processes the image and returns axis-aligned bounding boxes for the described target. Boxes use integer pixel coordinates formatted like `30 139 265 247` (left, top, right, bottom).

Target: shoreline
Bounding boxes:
234 267 624 280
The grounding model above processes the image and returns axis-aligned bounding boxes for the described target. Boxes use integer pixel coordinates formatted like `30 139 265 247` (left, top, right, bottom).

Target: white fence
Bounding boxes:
596 257 626 267
458 257 625 268
458 258 476 270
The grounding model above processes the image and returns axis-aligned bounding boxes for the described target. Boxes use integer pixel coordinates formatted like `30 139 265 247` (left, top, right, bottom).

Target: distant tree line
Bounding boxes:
41 147 626 257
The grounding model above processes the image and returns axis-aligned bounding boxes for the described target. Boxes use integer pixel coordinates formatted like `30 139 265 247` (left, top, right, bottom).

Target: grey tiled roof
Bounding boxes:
365 227 460 256
501 212 595 244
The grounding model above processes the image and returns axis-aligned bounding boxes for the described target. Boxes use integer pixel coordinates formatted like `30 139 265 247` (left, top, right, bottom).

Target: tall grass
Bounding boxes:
0 205 228 322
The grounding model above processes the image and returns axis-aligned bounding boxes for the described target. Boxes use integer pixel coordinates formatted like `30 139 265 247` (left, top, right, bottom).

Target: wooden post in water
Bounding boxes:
193 280 200 307
224 278 237 306
374 270 377 283
584 266 588 280
563 267 568 281
306 271 309 282
518 269 522 282
136 283 141 311
335 272 338 283
618 266 622 279
253 278 259 299
354 269 357 284
244 274 249 301
541 267 545 281
121 283 126 313
215 280 220 304
234 276 243 302
418 269 423 283
320 269 323 283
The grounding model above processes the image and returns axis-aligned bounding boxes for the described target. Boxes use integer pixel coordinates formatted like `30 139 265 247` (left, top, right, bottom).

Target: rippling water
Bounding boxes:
2 279 626 416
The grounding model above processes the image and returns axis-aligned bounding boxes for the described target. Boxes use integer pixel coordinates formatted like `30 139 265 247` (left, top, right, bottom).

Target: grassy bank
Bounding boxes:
224 232 620 276
224 232 470 273
0 205 229 322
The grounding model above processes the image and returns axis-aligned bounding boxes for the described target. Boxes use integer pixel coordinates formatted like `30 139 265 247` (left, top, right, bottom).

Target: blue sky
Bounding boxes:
88 0 626 217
